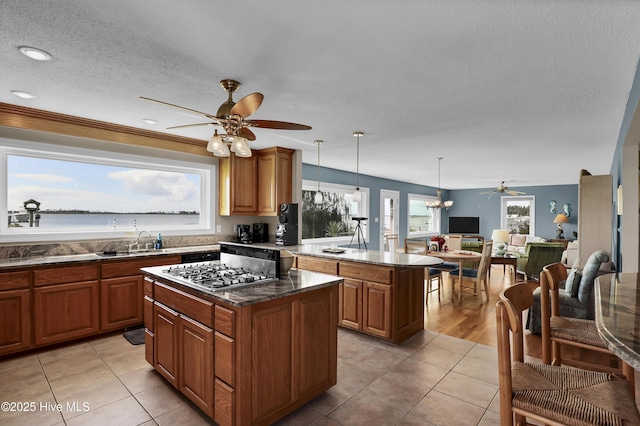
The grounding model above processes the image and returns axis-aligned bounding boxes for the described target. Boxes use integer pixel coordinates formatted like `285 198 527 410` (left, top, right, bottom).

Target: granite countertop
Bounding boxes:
145 267 342 308
595 272 640 370
0 244 220 270
287 243 444 267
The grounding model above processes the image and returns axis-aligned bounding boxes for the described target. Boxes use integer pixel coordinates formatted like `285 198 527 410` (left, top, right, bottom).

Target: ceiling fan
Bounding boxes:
480 181 526 198
140 79 311 156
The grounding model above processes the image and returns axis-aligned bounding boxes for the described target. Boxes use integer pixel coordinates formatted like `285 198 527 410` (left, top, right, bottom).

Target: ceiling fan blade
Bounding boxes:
238 127 256 141
166 122 218 130
140 97 218 120
249 119 312 130
230 92 264 119
479 190 495 195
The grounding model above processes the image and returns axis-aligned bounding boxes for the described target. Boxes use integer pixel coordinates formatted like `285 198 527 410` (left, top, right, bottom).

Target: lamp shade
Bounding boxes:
491 229 510 243
553 214 569 224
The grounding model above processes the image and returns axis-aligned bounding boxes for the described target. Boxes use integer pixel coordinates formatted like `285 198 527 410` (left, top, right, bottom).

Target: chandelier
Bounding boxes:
425 157 453 210
206 129 251 158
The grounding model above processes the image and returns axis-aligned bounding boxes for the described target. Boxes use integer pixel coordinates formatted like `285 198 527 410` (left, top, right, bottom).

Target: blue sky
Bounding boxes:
8 155 201 213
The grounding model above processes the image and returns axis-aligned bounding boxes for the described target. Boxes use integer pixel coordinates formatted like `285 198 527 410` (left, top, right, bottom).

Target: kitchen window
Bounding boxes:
301 180 369 244
407 193 441 237
1 137 214 242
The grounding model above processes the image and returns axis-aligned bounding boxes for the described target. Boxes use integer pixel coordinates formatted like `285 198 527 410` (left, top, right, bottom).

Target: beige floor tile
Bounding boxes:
102 349 151 376
409 344 465 370
133 381 187 418
348 346 408 371
428 334 476 355
307 382 359 415
397 413 437 425
465 343 499 364
273 403 324 425
0 353 40 373
46 361 115 396
153 404 215 425
90 333 144 361
56 377 131 420
362 371 431 411
335 360 386 393
390 358 449 388
0 358 51 401
409 390 485 425
309 417 341 426
328 392 407 425
433 371 499 408
451 356 499 386
65 395 151 426
336 337 370 360
478 409 501 425
37 343 94 367
39 349 105 381
487 390 501 413
119 365 165 394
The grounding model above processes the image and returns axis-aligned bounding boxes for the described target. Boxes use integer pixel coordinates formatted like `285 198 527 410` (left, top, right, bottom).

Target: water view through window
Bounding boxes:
6 154 202 232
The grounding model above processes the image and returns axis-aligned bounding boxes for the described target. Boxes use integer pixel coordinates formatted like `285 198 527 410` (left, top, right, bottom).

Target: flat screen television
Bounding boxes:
448 216 480 234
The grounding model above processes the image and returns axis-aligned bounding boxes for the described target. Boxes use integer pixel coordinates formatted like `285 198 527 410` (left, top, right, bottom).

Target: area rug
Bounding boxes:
123 327 145 345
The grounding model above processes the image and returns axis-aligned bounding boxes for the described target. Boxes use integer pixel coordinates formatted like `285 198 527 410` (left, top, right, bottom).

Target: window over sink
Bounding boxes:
0 137 214 243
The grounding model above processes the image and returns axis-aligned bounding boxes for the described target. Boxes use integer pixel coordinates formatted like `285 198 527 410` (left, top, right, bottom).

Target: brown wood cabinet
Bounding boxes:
219 147 294 216
297 256 424 344
153 301 179 387
180 314 214 417
0 271 31 355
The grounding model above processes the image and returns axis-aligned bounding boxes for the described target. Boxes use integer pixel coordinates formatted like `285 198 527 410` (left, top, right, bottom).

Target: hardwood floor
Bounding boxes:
424 265 615 365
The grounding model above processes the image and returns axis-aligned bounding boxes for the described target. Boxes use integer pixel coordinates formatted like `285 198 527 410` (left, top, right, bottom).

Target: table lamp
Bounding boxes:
553 214 569 239
491 229 510 256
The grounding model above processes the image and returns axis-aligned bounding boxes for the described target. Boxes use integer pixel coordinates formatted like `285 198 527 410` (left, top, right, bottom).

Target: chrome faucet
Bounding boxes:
136 230 153 249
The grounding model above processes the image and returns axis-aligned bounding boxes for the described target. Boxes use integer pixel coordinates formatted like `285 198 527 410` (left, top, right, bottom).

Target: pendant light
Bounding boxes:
314 140 324 205
206 130 230 157
425 157 453 210
353 131 363 202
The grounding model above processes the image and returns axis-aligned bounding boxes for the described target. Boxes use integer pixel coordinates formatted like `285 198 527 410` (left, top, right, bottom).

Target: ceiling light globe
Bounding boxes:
353 189 362 202
314 191 323 205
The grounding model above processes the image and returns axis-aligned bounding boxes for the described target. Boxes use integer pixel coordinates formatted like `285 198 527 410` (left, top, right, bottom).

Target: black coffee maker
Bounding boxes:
275 203 298 246
236 224 252 244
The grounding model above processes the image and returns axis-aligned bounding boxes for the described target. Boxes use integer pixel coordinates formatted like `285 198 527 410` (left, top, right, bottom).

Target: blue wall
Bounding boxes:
302 164 578 249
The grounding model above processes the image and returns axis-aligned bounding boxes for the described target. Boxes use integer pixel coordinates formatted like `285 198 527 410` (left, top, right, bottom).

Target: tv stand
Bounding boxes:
445 234 484 243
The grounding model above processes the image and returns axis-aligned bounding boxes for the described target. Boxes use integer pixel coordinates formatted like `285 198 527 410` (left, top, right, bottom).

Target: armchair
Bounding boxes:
514 242 564 280
527 250 610 334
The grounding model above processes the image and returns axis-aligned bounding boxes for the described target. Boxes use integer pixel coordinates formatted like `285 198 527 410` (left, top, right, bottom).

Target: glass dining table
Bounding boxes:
594 272 640 377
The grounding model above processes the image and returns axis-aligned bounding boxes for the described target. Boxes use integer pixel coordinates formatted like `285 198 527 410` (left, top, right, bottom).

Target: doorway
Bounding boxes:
380 189 400 252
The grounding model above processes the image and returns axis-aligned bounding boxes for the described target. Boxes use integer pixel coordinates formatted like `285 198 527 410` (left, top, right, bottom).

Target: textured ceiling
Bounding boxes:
2 1 640 190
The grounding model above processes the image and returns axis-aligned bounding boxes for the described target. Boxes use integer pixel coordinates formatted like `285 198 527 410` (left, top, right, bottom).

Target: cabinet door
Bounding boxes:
154 302 179 387
257 147 293 216
180 315 213 417
339 278 362 330
100 275 143 331
0 289 31 355
33 281 100 346
362 281 392 338
219 155 258 216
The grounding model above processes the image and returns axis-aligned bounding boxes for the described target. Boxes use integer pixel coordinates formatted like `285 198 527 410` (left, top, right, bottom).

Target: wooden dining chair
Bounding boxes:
425 267 442 307
450 240 492 303
403 238 428 255
540 262 635 396
496 283 640 426
383 233 398 252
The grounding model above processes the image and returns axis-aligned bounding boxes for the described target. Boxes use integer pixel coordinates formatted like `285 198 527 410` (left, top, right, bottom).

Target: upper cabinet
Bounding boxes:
219 147 294 216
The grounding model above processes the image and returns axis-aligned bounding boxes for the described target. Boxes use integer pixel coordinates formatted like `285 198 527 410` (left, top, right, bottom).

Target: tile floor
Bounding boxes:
0 327 518 426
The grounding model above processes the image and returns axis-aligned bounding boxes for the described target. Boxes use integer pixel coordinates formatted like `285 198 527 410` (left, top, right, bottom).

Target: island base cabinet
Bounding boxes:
338 279 363 330
362 282 392 338
34 281 100 346
154 302 179 387
180 315 213 417
0 289 31 355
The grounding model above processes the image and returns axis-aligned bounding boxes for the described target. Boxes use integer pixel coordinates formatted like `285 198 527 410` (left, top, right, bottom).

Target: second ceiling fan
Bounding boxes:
480 181 526 198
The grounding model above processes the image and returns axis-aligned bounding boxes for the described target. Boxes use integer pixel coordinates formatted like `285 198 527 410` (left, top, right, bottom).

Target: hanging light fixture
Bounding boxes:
206 130 230 157
425 157 453 210
206 131 251 158
353 131 363 202
314 140 324 205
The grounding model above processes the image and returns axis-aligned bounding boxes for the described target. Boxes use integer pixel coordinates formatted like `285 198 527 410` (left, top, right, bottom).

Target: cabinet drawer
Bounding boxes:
154 282 213 326
0 270 30 291
144 296 154 331
144 277 154 298
296 256 338 275
340 262 392 284
144 329 154 366
214 305 235 337
101 255 181 278
34 264 98 286
214 378 234 426
215 331 235 387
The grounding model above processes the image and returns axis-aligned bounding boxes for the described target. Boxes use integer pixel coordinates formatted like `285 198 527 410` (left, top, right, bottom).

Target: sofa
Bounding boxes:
514 242 565 280
527 250 610 334
506 234 546 254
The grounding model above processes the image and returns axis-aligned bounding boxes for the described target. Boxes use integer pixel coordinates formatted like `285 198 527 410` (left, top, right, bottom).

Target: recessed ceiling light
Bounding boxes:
18 46 52 61
11 90 36 99
142 119 158 125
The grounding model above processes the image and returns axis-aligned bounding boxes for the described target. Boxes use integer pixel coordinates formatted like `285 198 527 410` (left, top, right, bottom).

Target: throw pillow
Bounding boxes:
564 268 582 298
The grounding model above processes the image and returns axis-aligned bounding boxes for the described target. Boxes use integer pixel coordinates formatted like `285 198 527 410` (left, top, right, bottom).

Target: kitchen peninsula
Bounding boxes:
141 244 342 426
293 244 443 344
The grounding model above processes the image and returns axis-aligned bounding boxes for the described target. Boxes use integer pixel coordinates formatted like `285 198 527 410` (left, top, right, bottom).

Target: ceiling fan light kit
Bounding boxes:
426 157 453 210
140 78 311 158
353 132 363 203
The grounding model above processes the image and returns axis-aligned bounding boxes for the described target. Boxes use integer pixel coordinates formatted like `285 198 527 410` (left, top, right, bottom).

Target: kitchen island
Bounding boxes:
292 244 443 344
142 263 341 426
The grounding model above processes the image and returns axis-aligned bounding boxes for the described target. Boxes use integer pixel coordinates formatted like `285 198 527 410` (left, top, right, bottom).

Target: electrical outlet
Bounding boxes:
216 225 222 233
